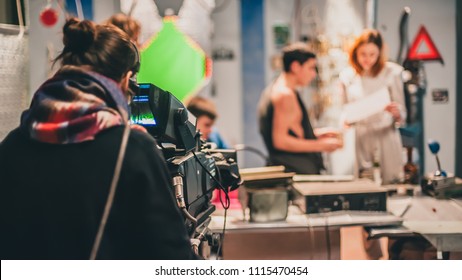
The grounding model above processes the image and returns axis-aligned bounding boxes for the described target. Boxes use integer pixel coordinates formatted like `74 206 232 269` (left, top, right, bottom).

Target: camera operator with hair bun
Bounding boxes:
0 18 199 260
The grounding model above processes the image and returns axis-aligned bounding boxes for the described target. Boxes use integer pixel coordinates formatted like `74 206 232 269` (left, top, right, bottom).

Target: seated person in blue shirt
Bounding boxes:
185 96 240 208
185 96 229 149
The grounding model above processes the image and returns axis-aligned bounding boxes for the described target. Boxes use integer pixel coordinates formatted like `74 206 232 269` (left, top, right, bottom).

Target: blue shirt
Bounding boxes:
207 128 229 149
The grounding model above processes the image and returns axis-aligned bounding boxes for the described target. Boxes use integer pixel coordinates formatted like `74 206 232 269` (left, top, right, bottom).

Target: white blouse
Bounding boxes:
339 62 406 183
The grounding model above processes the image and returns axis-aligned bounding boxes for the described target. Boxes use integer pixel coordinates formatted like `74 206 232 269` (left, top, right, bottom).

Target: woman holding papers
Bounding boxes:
340 29 406 260
339 29 406 185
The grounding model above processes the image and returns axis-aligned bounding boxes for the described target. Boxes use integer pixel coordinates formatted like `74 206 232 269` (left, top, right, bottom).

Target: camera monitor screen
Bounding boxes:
130 94 157 126
130 83 196 151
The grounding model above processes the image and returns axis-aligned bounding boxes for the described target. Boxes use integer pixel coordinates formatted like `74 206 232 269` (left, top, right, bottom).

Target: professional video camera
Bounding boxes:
129 83 241 239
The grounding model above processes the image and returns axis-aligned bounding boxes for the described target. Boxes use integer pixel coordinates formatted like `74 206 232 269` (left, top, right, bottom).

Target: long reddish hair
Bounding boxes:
349 29 386 77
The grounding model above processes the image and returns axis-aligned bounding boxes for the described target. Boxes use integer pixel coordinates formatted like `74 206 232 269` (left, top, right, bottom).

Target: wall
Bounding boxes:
214 0 366 169
28 0 244 154
376 0 456 174
258 0 457 174
0 0 27 25
210 0 243 149
457 0 462 178
28 0 65 98
260 0 366 173
0 0 12 23
239 0 266 168
93 0 119 22
26 0 458 174
28 0 120 98
265 0 366 83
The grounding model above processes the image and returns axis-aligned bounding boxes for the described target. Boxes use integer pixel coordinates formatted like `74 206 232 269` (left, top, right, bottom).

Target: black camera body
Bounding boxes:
130 83 241 235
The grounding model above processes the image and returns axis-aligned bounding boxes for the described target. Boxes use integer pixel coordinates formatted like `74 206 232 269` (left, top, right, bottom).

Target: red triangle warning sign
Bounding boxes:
407 25 444 64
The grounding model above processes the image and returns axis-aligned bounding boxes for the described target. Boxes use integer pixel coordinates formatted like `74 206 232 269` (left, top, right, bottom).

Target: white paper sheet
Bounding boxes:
343 87 391 124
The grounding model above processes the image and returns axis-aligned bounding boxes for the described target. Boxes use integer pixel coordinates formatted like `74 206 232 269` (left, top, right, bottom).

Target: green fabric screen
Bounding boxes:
137 17 209 101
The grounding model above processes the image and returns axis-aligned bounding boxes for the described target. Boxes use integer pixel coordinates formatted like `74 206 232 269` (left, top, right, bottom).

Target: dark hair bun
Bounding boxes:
62 18 96 53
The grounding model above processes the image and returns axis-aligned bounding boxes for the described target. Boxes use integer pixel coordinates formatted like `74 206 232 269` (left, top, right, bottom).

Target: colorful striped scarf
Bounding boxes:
20 66 130 144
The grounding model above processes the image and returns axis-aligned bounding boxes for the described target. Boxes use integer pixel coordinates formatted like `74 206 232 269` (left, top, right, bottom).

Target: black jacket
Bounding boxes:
0 126 198 259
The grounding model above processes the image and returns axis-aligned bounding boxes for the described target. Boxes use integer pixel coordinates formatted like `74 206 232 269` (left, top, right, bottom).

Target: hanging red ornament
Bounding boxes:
40 6 59 27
